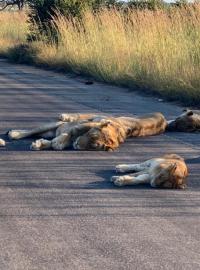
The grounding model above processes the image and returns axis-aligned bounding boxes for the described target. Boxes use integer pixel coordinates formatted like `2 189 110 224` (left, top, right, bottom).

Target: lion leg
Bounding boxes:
40 130 56 139
51 133 72 150
8 122 62 140
8 130 30 140
78 120 110 129
59 113 100 122
72 120 110 138
111 173 150 187
31 132 72 151
115 161 151 173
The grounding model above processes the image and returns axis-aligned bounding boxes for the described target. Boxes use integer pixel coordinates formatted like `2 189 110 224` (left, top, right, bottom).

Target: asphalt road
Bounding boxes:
0 58 199 270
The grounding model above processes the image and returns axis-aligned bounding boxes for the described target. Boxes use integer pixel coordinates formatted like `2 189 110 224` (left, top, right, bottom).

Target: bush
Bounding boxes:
128 0 166 10
7 44 38 64
27 0 118 40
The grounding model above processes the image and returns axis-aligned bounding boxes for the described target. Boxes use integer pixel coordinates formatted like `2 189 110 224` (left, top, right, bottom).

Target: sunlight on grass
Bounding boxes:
35 6 200 104
1 6 200 105
0 11 27 55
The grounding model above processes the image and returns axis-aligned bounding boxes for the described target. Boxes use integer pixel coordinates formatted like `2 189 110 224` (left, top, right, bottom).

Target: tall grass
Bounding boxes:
0 11 27 55
1 6 200 105
34 6 200 105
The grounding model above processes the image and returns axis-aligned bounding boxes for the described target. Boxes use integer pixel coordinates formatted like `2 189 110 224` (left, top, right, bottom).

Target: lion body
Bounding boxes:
72 113 167 151
8 112 167 151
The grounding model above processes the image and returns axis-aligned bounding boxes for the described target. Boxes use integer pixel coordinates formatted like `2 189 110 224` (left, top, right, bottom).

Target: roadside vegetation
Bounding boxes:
0 0 200 106
0 11 27 55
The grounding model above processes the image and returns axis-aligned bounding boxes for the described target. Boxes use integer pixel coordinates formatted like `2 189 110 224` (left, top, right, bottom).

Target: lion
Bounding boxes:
167 109 200 132
111 154 188 189
8 112 167 151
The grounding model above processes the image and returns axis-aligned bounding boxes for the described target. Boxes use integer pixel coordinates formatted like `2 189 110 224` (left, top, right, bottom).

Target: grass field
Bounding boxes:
0 6 200 106
0 11 27 55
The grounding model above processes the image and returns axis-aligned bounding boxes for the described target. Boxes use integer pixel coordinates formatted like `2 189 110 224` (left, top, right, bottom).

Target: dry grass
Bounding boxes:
1 7 200 105
0 11 27 55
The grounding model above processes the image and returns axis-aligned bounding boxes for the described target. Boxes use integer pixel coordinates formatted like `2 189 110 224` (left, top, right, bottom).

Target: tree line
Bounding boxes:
0 0 193 41
0 0 191 12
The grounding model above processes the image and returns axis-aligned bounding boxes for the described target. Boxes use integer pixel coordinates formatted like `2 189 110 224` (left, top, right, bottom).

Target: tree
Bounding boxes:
128 0 166 10
27 0 118 40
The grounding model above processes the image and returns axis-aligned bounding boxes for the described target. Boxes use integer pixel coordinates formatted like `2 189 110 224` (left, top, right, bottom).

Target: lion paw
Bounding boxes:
0 139 6 147
110 176 118 182
59 114 78 122
8 130 26 140
115 164 128 173
111 176 125 186
31 139 51 151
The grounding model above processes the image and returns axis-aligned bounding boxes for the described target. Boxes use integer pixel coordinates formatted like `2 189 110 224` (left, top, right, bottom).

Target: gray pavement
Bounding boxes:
0 58 199 270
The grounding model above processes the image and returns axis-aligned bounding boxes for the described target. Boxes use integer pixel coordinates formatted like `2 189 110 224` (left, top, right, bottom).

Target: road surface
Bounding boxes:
0 59 199 270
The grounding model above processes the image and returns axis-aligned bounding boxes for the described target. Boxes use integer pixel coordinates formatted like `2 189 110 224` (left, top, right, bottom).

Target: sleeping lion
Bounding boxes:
111 154 188 189
8 112 167 151
167 109 200 132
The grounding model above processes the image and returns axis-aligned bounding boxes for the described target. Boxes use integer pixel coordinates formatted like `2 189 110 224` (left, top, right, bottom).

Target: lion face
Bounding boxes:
73 125 120 151
167 110 200 132
152 163 187 189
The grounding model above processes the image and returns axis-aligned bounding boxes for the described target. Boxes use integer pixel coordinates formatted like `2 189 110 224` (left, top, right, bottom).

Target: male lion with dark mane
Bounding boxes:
8 112 167 151
111 154 188 189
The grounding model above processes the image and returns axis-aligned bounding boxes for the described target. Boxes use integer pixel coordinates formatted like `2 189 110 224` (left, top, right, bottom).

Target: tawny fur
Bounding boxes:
8 112 167 151
0 138 6 147
111 154 188 189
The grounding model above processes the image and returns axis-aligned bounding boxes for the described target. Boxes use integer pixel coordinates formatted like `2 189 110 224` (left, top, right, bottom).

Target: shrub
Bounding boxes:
7 44 38 64
27 0 118 40
128 0 167 10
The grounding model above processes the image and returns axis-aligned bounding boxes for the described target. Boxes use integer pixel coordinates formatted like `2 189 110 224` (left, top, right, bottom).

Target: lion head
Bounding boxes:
151 163 188 189
73 121 126 151
167 110 200 132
